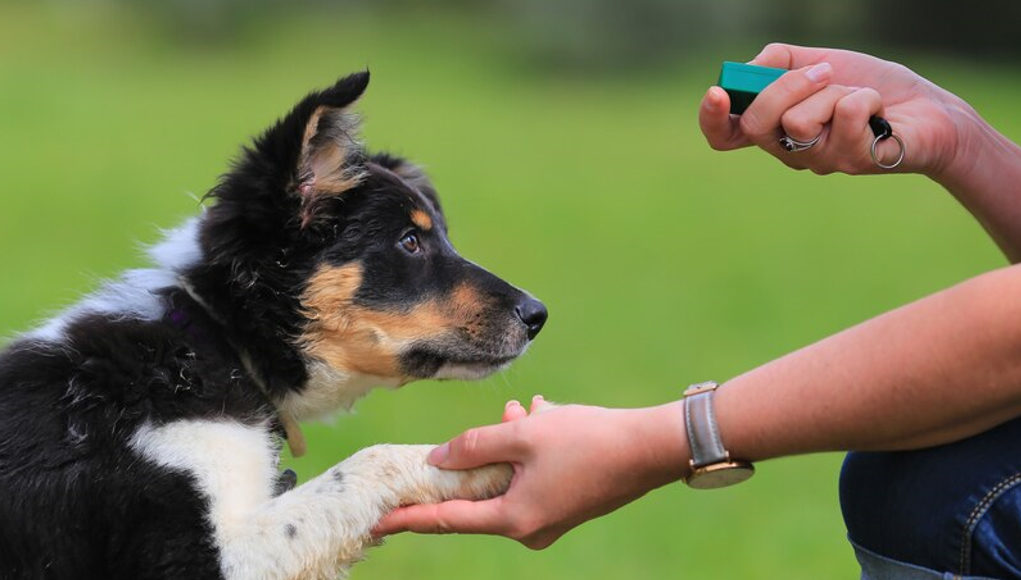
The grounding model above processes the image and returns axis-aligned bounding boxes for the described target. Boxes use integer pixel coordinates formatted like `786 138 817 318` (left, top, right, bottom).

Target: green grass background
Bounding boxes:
1 4 1018 578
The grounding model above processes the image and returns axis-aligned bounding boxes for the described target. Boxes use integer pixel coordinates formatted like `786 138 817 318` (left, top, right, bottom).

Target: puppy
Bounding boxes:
0 71 547 579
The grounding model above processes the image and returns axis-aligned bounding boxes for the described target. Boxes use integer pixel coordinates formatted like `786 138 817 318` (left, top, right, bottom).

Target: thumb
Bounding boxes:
429 422 522 470
751 42 829 69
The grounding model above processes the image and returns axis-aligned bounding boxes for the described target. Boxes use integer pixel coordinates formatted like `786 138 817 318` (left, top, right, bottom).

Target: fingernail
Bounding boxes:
506 399 522 410
805 62 832 83
428 443 449 466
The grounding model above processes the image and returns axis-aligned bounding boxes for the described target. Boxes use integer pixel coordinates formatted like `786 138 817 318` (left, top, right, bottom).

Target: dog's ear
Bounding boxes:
202 72 370 261
369 152 445 226
259 71 370 202
208 72 369 232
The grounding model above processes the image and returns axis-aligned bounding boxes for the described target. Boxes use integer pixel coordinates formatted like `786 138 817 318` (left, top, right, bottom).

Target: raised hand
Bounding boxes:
699 43 963 177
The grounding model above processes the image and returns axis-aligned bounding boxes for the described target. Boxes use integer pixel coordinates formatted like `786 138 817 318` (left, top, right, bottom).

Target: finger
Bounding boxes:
502 400 527 422
740 63 833 144
828 87 885 170
529 394 555 414
372 498 510 536
429 422 524 469
698 86 750 151
750 43 832 70
779 84 857 143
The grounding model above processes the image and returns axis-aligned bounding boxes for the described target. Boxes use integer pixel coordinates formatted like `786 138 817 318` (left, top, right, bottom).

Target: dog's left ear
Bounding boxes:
203 72 371 261
258 71 371 202
293 83 368 200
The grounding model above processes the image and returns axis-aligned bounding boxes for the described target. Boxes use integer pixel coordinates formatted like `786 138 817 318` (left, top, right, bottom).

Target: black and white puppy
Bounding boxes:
0 72 547 579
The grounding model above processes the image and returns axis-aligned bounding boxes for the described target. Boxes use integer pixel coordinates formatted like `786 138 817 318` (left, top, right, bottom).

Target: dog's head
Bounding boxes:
194 72 546 418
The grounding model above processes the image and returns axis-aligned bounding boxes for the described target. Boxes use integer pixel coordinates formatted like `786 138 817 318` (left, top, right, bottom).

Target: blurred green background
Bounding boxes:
1 1 1019 578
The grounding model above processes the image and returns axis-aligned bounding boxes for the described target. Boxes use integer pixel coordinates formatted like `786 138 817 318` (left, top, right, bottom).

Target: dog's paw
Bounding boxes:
340 444 512 508
420 458 513 504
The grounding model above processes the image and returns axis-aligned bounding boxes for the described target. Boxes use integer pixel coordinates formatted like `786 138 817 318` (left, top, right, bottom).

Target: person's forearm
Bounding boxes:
376 267 1021 540
933 97 1021 263
709 264 1021 466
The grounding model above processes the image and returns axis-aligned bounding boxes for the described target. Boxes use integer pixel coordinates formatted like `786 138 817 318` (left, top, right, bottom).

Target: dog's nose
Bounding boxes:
515 298 548 340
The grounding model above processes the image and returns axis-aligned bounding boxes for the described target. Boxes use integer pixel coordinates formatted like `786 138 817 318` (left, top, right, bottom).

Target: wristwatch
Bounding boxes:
682 381 754 489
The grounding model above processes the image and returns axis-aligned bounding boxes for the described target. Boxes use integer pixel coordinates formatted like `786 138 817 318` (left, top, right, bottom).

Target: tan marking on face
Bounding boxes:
410 209 433 231
451 283 484 310
299 265 488 379
299 263 393 376
449 283 492 340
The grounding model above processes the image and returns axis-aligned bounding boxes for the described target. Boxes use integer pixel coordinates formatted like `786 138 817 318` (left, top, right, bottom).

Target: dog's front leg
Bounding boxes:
221 444 511 580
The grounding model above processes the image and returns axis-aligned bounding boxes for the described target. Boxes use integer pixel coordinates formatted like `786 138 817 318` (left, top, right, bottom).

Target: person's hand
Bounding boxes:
699 43 966 178
374 396 687 549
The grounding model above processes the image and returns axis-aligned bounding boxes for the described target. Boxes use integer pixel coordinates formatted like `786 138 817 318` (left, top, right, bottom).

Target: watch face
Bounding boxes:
686 462 754 490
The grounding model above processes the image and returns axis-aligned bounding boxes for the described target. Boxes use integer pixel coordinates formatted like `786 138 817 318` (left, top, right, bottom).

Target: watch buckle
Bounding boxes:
683 381 719 397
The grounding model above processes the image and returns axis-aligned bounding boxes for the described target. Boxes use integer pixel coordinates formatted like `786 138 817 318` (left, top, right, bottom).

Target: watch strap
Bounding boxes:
683 381 728 468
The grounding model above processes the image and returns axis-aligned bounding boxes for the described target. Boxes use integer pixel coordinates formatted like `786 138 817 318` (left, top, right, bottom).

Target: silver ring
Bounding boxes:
779 133 821 153
870 133 905 170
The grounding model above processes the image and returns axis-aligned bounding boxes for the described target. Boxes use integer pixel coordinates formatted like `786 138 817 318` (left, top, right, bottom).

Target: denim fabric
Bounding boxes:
853 539 972 580
840 417 1021 578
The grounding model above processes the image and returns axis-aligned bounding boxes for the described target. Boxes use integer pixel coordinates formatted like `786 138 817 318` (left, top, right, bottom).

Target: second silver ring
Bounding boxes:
779 133 822 153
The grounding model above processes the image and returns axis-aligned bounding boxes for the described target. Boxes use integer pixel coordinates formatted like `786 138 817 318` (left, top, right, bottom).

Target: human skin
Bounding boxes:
375 43 1021 550
701 43 1021 262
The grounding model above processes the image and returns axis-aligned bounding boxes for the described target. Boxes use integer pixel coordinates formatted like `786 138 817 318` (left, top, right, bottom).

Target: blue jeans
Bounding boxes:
840 417 1021 579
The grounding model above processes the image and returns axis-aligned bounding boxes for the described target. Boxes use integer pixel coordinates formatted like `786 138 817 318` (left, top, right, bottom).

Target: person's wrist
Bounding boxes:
626 402 691 487
926 90 988 187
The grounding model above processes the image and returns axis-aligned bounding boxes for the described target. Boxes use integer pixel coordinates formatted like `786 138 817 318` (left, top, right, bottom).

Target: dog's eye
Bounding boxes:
398 232 421 254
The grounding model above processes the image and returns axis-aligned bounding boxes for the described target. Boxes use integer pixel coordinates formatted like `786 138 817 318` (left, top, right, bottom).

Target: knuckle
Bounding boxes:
758 42 787 62
445 430 479 464
859 86 881 101
431 515 455 535
738 112 768 139
780 112 812 139
459 428 483 456
502 418 530 457
505 418 524 441
834 95 866 120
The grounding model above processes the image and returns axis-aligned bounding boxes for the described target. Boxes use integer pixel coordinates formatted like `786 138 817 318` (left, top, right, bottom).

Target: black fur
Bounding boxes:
0 294 266 578
0 72 546 579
